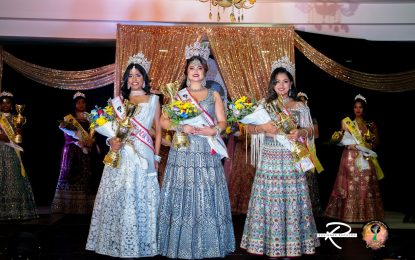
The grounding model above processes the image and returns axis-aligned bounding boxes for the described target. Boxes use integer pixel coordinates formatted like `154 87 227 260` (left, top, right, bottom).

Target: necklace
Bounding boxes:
130 90 146 96
187 86 206 92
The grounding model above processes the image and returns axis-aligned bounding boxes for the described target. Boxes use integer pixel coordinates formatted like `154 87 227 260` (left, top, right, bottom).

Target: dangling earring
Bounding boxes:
186 78 190 87
142 82 146 90
201 78 207 88
127 84 131 89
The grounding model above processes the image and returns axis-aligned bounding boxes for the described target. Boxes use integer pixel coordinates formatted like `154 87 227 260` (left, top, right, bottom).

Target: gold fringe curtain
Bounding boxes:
207 26 295 100
114 25 206 97
2 51 114 90
294 32 415 92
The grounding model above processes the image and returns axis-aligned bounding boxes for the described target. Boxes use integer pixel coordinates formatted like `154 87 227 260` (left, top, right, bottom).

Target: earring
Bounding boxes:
142 82 146 89
201 78 207 88
186 78 190 87
127 84 131 89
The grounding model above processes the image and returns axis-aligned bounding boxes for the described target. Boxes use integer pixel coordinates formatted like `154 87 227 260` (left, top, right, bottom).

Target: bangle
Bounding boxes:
154 155 162 162
214 125 222 135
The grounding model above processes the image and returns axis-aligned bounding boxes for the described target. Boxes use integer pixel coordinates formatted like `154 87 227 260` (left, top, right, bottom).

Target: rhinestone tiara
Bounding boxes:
354 94 367 104
0 91 13 98
271 56 295 76
73 91 86 100
297 92 308 100
127 52 151 73
185 41 210 61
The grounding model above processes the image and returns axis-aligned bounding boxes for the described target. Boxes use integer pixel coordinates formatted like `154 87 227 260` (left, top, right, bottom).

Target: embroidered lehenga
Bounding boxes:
157 89 235 259
86 95 160 258
0 112 38 220
241 101 319 257
325 119 384 222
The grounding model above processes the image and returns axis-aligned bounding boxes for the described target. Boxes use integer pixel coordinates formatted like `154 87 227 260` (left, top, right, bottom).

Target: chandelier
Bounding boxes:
198 0 256 22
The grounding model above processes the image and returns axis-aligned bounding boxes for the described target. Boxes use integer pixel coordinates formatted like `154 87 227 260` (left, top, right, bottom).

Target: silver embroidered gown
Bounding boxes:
157 89 235 259
86 95 160 258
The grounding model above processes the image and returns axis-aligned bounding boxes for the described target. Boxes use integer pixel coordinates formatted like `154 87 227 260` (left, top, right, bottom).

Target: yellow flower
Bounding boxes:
235 104 244 110
96 117 107 126
225 126 232 134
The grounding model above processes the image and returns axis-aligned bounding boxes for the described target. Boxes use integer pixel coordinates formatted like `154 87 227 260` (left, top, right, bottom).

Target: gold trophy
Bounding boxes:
160 81 190 149
12 104 27 144
103 100 139 168
265 97 309 162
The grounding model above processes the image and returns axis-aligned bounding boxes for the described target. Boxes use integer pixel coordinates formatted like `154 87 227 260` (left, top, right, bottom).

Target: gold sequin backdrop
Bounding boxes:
207 26 294 100
114 25 206 97
1 27 415 94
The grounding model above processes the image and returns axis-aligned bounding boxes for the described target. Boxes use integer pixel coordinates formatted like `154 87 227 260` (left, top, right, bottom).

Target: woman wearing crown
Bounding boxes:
86 53 162 258
240 58 320 257
157 42 235 259
325 94 384 222
0 91 38 220
51 91 102 214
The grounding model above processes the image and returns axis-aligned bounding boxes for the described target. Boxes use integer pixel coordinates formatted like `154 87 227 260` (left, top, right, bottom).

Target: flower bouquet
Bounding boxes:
162 99 202 149
227 96 271 125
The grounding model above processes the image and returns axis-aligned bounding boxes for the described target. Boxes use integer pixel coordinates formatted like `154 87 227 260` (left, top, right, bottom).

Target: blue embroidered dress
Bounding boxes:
157 89 235 259
241 102 320 257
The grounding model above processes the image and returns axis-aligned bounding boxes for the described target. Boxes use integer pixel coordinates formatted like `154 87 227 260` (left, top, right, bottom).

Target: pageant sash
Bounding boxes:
0 113 25 176
342 117 384 180
63 114 91 142
111 96 155 153
177 88 228 158
265 100 315 173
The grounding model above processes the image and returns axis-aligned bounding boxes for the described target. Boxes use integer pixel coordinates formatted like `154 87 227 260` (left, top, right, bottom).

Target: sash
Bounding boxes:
111 96 155 153
265 100 315 173
342 117 384 180
63 114 91 142
177 88 228 158
0 113 26 176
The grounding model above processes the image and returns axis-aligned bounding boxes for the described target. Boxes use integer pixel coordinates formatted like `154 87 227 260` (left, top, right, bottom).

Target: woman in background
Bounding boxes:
0 91 38 220
51 91 101 214
325 94 384 222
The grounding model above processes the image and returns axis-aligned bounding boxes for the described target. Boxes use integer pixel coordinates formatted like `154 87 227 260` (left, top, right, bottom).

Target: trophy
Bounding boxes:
103 100 140 168
12 104 27 144
160 81 190 149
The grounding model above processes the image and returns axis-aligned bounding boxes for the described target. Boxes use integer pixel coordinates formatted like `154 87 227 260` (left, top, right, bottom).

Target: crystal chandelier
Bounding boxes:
198 0 256 22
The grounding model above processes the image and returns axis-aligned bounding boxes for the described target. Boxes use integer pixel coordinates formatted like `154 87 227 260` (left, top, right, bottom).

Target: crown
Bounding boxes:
127 52 151 73
271 56 295 76
185 41 210 61
0 91 13 98
297 92 308 100
73 91 86 100
354 94 367 103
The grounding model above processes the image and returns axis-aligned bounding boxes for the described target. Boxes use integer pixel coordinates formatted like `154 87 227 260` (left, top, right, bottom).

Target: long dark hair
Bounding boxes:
179 56 209 90
120 63 151 99
265 67 296 103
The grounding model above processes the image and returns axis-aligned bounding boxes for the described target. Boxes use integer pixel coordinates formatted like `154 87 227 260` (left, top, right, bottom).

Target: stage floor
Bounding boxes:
0 208 414 260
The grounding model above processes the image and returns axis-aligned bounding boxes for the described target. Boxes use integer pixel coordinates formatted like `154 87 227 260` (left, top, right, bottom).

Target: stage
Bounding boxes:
0 208 414 260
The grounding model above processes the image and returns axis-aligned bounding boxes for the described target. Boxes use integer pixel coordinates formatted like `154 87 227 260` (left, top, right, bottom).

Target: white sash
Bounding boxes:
177 88 228 158
111 96 155 152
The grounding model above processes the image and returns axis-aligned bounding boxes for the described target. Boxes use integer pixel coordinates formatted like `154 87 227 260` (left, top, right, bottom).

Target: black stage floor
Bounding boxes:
1 211 414 260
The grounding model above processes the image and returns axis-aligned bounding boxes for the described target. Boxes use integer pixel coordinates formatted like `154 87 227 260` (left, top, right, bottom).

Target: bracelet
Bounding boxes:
302 128 309 138
214 125 222 135
154 155 162 162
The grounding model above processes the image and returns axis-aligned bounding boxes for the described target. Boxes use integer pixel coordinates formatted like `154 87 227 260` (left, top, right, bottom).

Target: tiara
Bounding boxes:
185 41 210 61
297 92 308 100
271 56 295 76
0 91 13 98
73 91 86 100
354 94 367 103
127 52 151 73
